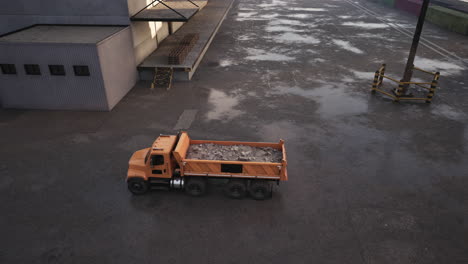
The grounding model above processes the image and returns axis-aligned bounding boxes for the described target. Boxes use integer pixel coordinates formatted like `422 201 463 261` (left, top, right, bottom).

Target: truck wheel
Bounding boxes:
127 178 149 195
185 178 207 197
225 180 247 199
249 181 272 200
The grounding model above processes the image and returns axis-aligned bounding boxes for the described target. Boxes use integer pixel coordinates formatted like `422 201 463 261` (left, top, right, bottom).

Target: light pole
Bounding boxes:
399 0 431 95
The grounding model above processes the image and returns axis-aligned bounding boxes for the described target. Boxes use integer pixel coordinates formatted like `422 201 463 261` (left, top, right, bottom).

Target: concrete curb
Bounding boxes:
427 5 468 35
368 0 468 35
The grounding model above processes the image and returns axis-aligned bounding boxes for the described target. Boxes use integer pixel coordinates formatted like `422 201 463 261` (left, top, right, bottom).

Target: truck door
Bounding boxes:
150 154 170 178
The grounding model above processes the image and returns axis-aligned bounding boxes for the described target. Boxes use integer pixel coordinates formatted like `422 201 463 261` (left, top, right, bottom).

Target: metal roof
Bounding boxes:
131 0 207 22
0 25 127 44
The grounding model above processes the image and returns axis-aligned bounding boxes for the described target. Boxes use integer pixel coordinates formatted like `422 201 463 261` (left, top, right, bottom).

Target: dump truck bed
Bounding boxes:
173 132 288 181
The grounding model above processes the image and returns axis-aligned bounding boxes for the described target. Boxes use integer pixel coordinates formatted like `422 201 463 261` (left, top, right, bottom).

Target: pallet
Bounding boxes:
152 67 174 90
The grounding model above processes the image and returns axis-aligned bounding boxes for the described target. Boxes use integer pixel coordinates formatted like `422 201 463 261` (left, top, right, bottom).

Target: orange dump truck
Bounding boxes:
126 132 288 200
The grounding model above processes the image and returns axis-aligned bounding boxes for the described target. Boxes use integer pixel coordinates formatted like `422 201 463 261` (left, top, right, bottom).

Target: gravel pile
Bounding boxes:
186 143 283 163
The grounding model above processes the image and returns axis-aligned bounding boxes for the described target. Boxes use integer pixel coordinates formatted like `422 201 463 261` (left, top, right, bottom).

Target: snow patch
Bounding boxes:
332 40 364 54
342 22 389 29
245 48 295 61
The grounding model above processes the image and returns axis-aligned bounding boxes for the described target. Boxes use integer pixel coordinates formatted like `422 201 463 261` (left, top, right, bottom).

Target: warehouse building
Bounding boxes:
0 25 137 111
0 0 223 111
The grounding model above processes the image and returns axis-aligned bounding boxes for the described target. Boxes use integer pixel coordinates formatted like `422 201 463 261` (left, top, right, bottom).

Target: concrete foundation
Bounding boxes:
427 5 468 35
138 0 234 81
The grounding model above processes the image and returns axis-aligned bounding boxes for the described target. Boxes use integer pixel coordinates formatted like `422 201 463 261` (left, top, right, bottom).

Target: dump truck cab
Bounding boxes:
146 135 178 179
127 135 178 190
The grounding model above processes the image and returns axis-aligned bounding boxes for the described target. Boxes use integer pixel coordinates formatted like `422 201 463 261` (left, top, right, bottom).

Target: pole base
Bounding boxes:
392 88 414 98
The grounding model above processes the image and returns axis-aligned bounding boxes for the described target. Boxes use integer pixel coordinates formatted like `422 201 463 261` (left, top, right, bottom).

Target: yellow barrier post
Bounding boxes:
394 80 406 102
378 64 386 87
426 72 440 103
371 70 380 94
370 64 440 103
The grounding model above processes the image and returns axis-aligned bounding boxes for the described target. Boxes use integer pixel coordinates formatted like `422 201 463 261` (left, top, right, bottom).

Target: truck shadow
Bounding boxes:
129 185 285 212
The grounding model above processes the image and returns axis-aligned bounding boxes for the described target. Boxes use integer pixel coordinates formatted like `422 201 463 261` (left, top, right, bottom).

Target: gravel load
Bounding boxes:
186 143 283 163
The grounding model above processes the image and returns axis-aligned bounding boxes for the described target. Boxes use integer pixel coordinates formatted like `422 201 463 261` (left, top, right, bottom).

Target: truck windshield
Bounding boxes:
144 149 151 164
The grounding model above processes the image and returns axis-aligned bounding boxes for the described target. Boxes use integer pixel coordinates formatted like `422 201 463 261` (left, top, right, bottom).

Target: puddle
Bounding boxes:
245 48 295 61
342 22 390 29
237 12 258 18
235 12 279 21
259 13 279 19
286 14 313 19
413 57 465 76
265 25 307 32
269 19 311 26
351 70 375 79
288 7 327 11
256 120 320 144
431 104 465 121
257 0 289 8
309 58 326 63
354 33 396 41
332 39 364 54
270 83 368 118
272 32 320 44
308 84 368 118
393 23 414 29
237 35 254 41
427 35 448 40
219 59 234 67
236 17 268 22
71 134 92 144
342 76 356 83
206 89 244 121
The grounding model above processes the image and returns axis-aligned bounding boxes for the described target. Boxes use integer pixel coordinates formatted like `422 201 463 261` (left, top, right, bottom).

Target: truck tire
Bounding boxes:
225 180 247 199
249 181 272 200
185 178 207 197
127 178 149 195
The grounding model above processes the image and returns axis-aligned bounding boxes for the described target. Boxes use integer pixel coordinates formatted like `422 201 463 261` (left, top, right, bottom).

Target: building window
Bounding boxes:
73 65 90 76
1 64 17 75
49 65 65 76
24 64 41 75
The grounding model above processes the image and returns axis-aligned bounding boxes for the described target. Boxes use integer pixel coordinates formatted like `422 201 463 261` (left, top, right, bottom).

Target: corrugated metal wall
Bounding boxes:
0 42 109 110
131 21 169 65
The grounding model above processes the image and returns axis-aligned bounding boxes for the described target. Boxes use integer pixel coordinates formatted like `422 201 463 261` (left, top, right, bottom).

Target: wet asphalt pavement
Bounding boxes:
1 0 468 263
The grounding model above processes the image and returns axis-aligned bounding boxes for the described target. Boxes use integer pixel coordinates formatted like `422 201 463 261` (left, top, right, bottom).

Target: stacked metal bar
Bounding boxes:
168 33 200 64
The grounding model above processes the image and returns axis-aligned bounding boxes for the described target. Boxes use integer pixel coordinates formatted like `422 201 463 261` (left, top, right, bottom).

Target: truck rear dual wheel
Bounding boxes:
127 178 149 195
224 180 247 199
185 178 207 197
249 181 272 200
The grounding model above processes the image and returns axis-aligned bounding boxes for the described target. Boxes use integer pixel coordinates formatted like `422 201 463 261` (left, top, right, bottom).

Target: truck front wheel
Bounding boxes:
127 178 149 194
249 181 272 200
127 178 149 195
185 178 207 197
